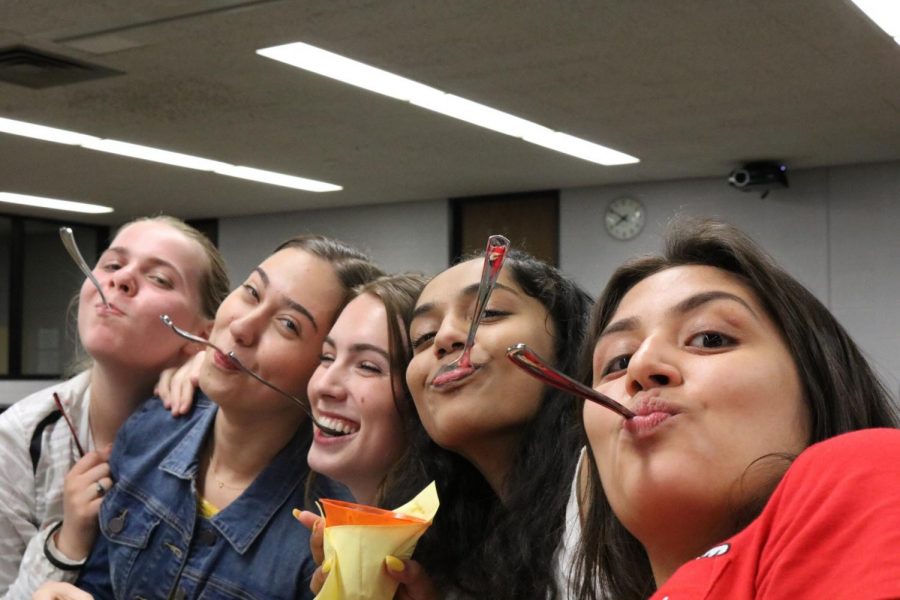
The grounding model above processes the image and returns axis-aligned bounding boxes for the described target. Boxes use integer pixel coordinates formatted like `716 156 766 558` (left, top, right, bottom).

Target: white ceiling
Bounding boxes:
0 0 898 225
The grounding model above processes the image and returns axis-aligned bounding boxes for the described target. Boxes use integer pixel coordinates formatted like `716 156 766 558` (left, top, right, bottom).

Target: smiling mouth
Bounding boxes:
315 415 359 437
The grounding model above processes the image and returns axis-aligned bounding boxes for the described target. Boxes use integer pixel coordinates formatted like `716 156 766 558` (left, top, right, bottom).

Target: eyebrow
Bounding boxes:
599 290 758 339
411 281 517 321
254 266 318 332
672 290 758 319
324 336 390 360
104 247 183 280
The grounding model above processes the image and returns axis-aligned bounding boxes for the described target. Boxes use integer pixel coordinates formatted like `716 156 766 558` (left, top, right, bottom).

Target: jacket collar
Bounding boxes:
159 395 312 554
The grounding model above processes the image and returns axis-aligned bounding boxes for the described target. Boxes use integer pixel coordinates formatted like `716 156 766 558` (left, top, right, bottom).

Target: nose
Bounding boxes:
624 335 682 396
432 314 467 360
309 362 347 405
107 266 137 297
228 307 267 347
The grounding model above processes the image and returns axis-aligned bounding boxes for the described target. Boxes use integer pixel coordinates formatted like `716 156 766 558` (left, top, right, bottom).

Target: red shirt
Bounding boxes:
652 428 900 600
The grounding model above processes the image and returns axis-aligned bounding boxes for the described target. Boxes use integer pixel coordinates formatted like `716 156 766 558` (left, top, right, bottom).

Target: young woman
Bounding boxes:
576 218 900 599
0 216 229 598
305 273 428 507
35 235 382 600
393 250 593 599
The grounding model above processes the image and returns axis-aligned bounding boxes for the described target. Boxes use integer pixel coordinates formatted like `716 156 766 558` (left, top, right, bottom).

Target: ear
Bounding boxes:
181 318 214 357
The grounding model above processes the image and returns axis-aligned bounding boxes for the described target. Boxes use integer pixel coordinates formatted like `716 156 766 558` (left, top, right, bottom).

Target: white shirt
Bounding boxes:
0 371 93 600
554 446 586 599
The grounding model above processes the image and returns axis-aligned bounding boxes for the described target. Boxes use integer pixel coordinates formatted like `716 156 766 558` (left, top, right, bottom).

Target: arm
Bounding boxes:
155 351 205 417
71 429 128 599
0 405 83 599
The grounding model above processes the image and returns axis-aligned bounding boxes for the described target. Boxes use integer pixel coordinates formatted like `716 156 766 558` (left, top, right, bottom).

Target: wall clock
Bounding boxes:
604 196 645 241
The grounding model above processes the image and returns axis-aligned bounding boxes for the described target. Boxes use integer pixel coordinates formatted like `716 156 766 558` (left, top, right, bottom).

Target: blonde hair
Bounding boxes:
67 215 230 375
117 215 230 319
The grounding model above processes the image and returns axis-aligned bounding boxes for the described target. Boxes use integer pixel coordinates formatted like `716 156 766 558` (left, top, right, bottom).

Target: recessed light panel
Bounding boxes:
850 1 900 44
258 42 639 166
0 116 341 193
0 192 113 214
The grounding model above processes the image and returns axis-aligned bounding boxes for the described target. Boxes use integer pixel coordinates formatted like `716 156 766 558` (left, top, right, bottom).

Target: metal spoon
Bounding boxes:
159 315 345 436
436 234 511 376
506 343 635 419
59 226 109 307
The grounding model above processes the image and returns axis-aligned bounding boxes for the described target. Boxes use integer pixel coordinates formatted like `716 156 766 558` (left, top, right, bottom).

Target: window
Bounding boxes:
0 213 108 378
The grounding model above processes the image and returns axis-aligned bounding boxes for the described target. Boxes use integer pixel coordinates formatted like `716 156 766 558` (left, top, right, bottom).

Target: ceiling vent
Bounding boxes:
0 44 123 89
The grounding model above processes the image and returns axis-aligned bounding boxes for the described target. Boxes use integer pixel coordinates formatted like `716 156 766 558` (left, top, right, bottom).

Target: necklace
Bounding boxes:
208 452 250 491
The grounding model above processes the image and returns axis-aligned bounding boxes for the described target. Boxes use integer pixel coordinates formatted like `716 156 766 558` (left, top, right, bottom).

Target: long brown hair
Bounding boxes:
574 217 898 600
355 273 430 504
304 273 427 505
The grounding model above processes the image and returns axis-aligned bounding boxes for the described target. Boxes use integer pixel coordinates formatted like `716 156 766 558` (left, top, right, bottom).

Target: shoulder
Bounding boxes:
0 373 90 442
769 429 900 511
115 393 214 455
788 428 900 480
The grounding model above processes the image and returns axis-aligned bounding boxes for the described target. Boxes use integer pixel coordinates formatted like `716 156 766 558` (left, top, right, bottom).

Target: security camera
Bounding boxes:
727 161 788 198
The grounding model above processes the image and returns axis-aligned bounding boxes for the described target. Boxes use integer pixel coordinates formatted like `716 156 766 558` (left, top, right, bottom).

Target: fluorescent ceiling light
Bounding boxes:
258 42 639 166
850 1 900 43
0 192 113 214
0 116 341 193
0 116 99 145
82 139 231 171
215 165 342 192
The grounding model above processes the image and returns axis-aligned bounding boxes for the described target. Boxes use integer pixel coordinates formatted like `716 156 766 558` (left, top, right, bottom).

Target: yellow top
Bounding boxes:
197 496 220 519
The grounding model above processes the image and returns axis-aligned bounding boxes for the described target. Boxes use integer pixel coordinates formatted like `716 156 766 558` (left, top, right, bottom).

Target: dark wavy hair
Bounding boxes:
383 249 593 599
574 217 899 600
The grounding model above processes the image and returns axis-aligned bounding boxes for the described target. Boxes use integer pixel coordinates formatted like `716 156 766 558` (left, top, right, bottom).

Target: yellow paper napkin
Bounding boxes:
315 482 439 600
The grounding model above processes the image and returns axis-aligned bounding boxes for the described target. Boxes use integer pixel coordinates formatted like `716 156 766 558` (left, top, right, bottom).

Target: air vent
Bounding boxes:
0 45 123 89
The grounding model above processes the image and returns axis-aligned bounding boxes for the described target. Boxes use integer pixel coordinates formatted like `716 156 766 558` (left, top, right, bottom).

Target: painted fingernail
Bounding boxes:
322 558 333 574
292 508 302 522
384 555 405 573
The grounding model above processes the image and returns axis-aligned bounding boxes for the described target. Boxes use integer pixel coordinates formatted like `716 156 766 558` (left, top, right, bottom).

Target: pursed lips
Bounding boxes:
623 395 680 436
429 364 480 389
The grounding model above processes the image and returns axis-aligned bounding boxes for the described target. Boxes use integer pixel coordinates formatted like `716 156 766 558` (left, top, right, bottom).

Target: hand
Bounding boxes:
156 351 204 416
55 445 113 561
385 557 441 600
293 509 328 594
32 581 94 600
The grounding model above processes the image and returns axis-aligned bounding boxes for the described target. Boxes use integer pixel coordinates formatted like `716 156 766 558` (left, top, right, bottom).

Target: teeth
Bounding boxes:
317 415 359 435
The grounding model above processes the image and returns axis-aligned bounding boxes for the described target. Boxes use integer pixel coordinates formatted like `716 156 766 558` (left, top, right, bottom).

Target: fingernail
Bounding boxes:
292 508 302 522
322 558 333 574
384 555 405 573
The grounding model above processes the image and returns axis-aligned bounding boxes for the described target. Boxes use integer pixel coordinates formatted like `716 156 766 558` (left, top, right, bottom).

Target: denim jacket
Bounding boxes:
76 395 348 600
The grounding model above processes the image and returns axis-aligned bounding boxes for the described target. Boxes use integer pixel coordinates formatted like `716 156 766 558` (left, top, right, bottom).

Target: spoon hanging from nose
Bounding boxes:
59 226 110 308
436 234 511 377
506 343 635 419
159 315 346 437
